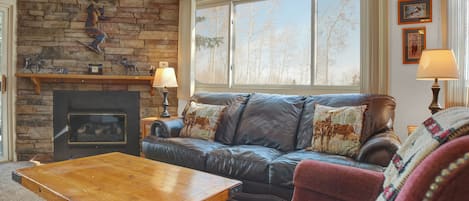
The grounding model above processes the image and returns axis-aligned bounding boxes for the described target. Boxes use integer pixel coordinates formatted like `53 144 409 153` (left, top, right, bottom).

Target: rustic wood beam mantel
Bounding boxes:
16 73 155 96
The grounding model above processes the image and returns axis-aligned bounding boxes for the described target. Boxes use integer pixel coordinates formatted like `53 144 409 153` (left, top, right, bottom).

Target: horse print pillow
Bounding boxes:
310 104 367 158
180 102 227 141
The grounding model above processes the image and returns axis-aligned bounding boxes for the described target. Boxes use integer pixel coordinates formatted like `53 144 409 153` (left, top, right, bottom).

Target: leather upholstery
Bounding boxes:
151 118 184 138
270 150 384 189
357 131 401 166
183 93 250 144
234 93 305 152
292 160 384 201
142 136 226 171
296 94 396 150
291 134 469 201
206 145 283 183
143 92 400 200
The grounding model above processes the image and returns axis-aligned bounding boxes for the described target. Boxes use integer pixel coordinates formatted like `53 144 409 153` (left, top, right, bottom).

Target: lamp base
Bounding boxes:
160 88 171 118
429 78 442 115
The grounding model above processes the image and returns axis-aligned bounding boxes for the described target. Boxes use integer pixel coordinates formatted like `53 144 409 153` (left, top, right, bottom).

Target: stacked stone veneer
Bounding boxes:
15 0 179 161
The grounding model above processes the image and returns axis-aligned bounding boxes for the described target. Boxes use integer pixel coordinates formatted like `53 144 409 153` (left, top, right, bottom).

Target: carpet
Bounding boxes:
0 161 44 201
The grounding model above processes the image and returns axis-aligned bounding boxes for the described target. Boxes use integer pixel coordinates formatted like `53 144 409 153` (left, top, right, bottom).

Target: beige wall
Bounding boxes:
389 0 443 140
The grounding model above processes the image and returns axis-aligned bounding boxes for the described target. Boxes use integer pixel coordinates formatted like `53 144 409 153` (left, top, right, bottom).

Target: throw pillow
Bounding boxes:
310 104 367 157
180 102 227 141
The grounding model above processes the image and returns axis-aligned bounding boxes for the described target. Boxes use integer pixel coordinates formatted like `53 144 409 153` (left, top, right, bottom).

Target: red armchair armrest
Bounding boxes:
292 160 384 201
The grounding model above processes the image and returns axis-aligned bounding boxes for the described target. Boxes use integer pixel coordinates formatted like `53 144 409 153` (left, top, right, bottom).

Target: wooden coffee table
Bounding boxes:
12 152 242 201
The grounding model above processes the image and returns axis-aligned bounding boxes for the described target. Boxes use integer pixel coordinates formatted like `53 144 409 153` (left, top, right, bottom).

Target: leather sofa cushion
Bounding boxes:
142 136 226 171
184 93 250 145
206 145 283 183
235 93 305 152
269 150 384 189
296 94 396 150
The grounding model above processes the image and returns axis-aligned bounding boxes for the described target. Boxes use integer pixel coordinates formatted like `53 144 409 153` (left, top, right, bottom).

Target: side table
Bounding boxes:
139 117 179 157
140 117 159 157
407 125 418 136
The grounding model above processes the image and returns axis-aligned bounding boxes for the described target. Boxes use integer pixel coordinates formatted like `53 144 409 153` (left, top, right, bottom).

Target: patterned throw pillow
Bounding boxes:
180 102 227 141
310 104 367 158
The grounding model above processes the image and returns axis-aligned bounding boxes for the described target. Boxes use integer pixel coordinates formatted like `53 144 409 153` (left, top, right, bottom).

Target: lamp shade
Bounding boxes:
416 49 459 80
152 67 178 88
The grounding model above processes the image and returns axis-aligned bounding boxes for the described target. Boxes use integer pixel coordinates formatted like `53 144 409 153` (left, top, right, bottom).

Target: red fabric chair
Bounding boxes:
292 135 469 201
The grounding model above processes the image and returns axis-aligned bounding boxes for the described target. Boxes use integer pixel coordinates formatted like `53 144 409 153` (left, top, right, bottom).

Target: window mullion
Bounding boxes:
311 0 317 87
228 1 234 88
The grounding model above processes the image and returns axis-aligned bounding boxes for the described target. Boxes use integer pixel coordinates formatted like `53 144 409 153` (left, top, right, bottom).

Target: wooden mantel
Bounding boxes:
16 73 155 95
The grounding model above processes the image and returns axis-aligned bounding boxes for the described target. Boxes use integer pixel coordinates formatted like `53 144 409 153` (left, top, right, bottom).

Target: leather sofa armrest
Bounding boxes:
357 130 401 167
292 160 384 201
150 118 184 138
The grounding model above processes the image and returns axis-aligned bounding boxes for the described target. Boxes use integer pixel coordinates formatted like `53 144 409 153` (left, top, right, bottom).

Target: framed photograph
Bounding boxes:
398 0 432 24
402 27 426 64
88 64 103 75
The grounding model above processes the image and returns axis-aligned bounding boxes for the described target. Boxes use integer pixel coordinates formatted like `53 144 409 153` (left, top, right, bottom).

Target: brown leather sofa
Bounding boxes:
142 93 401 200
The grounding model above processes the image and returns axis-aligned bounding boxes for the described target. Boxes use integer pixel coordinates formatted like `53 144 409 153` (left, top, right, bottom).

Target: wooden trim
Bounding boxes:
16 73 155 95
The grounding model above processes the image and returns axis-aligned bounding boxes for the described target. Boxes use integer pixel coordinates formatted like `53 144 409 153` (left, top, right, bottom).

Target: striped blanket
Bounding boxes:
376 107 469 201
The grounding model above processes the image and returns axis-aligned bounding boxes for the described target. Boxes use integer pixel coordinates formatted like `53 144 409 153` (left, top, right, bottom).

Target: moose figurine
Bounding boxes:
23 56 46 73
120 58 139 75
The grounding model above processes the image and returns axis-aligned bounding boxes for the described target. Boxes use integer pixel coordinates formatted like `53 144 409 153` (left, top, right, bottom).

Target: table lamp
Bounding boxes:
153 67 178 117
416 49 459 114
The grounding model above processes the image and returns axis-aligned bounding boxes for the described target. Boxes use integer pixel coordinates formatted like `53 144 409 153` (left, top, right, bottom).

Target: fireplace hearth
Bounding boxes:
53 91 140 161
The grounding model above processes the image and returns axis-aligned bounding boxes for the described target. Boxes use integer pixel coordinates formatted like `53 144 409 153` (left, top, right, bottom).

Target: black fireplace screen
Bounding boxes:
68 113 127 144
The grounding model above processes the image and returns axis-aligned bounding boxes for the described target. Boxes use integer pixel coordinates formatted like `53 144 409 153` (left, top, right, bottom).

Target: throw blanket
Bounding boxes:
376 107 469 201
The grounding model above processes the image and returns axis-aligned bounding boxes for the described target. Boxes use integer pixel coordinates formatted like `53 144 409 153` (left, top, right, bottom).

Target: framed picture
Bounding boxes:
402 27 426 64
88 64 103 75
398 0 432 24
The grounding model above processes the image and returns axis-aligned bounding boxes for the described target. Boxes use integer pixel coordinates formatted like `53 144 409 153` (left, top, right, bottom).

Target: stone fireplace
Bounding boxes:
15 0 180 162
53 91 139 161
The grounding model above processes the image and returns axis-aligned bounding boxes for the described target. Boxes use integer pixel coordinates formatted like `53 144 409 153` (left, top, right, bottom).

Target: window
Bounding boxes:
194 0 361 91
446 0 469 107
179 0 387 98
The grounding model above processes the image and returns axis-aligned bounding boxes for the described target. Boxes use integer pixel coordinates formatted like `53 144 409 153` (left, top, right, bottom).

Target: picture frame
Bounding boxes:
398 0 432 24
88 64 103 75
402 27 426 64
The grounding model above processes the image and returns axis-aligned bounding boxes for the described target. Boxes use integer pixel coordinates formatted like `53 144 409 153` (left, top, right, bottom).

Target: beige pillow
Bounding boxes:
311 104 367 157
180 102 227 141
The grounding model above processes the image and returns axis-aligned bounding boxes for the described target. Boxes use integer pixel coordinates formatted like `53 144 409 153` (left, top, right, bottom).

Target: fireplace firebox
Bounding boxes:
68 113 127 144
53 91 139 161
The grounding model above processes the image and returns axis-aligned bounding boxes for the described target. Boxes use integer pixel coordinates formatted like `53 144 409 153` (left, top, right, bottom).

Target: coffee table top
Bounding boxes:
13 152 242 201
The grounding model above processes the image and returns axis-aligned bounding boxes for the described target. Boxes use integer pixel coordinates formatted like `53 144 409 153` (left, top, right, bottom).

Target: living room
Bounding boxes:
1 0 469 201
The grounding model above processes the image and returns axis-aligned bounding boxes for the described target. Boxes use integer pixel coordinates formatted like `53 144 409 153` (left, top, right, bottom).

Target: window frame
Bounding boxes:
178 0 388 99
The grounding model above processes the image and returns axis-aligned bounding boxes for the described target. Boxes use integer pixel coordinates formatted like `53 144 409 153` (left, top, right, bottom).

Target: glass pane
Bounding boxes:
316 0 360 86
195 5 229 85
233 0 311 85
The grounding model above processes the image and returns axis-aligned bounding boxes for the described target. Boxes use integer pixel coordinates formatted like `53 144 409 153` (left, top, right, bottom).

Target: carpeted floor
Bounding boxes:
0 161 44 201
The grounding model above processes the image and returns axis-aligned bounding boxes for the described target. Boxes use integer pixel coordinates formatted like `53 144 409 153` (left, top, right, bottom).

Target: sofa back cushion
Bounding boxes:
296 94 396 150
183 92 250 144
234 93 305 152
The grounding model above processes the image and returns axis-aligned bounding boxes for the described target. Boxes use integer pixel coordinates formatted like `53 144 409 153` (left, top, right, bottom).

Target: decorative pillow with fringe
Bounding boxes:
310 104 367 158
180 102 227 141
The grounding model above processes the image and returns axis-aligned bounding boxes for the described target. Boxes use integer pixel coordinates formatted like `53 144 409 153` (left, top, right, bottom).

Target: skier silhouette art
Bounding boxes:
78 2 107 54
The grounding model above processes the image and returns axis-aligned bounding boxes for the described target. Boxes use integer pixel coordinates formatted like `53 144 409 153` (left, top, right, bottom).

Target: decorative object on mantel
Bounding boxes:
416 49 459 114
88 64 103 75
153 67 178 118
120 58 139 75
77 1 107 54
23 55 46 73
54 67 69 74
149 65 156 76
